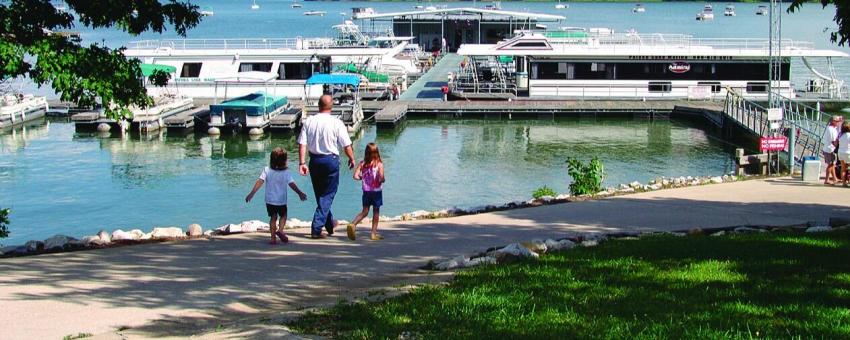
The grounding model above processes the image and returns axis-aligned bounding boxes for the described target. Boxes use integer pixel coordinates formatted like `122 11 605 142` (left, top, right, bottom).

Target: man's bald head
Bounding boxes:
318 94 333 113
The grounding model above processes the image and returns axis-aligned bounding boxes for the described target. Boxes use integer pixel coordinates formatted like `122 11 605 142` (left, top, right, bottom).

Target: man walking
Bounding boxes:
822 115 842 185
298 94 356 238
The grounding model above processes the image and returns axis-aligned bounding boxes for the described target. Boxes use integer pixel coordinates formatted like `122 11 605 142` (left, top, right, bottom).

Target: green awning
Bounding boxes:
140 63 177 76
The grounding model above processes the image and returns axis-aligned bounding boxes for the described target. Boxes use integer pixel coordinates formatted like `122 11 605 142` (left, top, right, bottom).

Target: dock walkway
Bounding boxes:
1 178 848 339
399 53 463 101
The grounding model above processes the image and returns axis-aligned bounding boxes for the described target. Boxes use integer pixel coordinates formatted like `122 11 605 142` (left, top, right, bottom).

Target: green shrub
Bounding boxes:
566 157 605 196
532 186 557 199
0 208 8 239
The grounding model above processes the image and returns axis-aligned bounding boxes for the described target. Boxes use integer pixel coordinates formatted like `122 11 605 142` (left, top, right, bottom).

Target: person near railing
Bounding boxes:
822 115 843 185
838 121 850 187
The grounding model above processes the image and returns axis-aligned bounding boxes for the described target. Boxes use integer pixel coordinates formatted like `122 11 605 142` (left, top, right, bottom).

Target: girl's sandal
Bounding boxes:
347 223 356 241
370 234 384 241
275 231 289 244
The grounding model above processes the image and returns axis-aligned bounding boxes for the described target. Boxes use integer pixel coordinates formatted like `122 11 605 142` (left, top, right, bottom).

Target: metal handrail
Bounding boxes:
126 37 337 50
544 32 814 51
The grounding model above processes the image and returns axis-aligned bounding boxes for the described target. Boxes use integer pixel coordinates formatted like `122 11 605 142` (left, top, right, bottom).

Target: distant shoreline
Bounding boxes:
300 0 768 3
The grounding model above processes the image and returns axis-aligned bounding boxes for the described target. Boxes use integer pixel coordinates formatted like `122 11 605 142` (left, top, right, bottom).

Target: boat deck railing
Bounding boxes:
544 32 815 51
127 37 340 51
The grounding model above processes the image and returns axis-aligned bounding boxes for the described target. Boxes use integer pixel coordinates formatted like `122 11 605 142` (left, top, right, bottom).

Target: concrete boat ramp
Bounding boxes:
2 178 850 339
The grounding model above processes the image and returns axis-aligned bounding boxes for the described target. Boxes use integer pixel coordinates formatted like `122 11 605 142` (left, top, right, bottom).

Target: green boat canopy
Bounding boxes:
140 63 177 76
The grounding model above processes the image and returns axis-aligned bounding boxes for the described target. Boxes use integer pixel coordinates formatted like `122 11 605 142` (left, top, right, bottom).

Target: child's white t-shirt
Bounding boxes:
259 167 294 205
838 133 850 155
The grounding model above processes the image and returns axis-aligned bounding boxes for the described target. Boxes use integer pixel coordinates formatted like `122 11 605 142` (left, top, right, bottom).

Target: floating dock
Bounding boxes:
164 107 210 132
269 107 303 131
130 97 195 133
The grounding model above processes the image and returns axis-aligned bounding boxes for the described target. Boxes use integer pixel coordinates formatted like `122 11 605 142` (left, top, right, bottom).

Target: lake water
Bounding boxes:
1 1 845 243
0 117 735 244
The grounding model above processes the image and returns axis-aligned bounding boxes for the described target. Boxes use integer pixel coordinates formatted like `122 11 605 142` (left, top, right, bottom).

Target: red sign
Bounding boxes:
669 62 691 74
759 136 788 152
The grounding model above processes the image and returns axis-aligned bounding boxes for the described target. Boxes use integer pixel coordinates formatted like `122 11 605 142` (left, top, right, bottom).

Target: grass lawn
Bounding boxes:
291 229 850 339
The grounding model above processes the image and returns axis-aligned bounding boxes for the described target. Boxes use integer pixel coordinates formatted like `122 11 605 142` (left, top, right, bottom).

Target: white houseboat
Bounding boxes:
696 4 714 21
723 4 735 17
124 23 419 100
452 30 849 100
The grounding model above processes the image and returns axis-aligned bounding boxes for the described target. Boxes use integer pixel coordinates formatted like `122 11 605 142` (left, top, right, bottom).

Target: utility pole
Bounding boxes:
768 0 782 108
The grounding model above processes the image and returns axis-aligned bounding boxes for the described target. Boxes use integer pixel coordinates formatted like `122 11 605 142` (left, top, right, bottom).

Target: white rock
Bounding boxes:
187 224 203 237
733 226 765 233
521 239 547 254
203 230 214 236
111 229 135 241
240 220 269 232
435 256 468 270
619 183 629 190
129 229 145 240
81 235 106 246
140 232 153 240
686 176 694 181
595 191 612 197
647 183 662 191
494 243 539 263
710 231 727 237
555 194 570 200
545 239 576 252
409 210 430 219
44 235 75 250
540 195 554 203
151 227 184 239
661 179 670 186
690 180 701 186
629 181 641 188
618 187 635 194
466 256 497 267
580 239 599 247
806 226 833 233
97 230 111 243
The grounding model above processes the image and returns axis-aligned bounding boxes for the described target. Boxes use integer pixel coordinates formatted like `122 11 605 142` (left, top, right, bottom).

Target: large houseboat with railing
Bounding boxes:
451 29 849 100
124 22 420 100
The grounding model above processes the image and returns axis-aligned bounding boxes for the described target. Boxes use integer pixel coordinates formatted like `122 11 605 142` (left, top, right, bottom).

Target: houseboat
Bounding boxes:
124 22 419 100
0 94 49 130
696 4 714 21
452 30 849 100
756 5 768 16
723 4 735 17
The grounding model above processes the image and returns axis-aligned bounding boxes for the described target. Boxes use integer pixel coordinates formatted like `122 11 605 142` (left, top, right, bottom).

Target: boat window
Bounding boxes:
277 63 314 80
239 62 273 73
180 63 202 77
697 82 722 93
510 41 549 48
648 82 672 92
746 82 769 93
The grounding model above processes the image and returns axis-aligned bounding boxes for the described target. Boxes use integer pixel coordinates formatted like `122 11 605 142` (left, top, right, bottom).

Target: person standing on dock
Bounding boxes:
822 115 842 185
298 94 356 239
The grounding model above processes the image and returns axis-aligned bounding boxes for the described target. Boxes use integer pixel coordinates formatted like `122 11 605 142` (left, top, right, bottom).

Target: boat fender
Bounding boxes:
248 128 264 136
96 123 111 133
208 127 221 135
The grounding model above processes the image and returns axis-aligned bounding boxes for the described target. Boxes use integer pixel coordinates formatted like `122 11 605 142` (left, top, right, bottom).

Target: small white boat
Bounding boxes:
484 1 502 10
756 5 768 15
304 11 326 16
633 4 645 13
696 4 714 21
555 0 568 10
414 5 424 10
251 0 259 10
340 12 347 16
200 8 214 16
0 94 48 130
291 0 302 8
723 4 735 16
425 6 438 11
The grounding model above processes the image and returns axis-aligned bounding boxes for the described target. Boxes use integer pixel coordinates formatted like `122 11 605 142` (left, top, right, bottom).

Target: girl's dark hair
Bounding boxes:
364 143 381 165
270 147 288 170
843 122 850 134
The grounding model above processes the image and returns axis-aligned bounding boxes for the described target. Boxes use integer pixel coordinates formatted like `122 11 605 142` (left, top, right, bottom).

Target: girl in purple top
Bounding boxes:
347 143 385 241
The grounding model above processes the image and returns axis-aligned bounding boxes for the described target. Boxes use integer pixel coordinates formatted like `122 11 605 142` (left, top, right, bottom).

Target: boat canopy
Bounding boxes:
139 63 177 76
214 71 277 83
209 92 288 116
306 74 361 87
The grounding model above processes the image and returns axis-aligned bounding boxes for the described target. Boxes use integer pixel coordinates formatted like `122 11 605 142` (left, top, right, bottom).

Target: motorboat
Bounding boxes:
555 0 568 10
251 0 259 10
633 4 645 13
696 4 714 21
724 4 735 16
0 94 49 130
209 90 289 134
291 0 302 8
484 1 502 10
200 8 214 16
756 5 768 15
304 11 326 16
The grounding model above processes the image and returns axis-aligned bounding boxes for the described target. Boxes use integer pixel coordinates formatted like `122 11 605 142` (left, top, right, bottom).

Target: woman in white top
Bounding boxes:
838 122 850 187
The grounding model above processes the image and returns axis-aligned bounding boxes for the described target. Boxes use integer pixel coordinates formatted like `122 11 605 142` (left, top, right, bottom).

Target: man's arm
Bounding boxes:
298 144 309 176
344 145 355 169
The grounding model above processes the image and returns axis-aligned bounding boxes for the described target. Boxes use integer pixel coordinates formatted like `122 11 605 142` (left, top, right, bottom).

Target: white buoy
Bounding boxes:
96 123 111 132
207 127 221 135
248 127 264 136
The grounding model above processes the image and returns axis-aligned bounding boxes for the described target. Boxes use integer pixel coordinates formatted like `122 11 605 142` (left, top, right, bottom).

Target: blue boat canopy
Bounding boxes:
306 74 361 87
210 92 288 116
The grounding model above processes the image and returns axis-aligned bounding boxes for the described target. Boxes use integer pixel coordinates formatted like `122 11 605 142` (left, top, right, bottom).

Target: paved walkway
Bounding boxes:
399 53 463 100
3 178 850 339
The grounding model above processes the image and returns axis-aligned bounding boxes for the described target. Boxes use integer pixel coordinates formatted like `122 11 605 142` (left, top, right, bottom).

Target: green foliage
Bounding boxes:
789 1 850 46
0 208 8 239
566 156 604 196
532 186 557 199
0 0 202 120
291 229 850 339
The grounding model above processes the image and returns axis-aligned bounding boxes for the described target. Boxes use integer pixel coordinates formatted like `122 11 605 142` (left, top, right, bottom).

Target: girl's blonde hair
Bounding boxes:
364 143 381 165
270 147 288 170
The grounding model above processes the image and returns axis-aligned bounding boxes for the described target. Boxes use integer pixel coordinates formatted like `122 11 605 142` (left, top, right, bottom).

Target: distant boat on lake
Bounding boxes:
291 0 302 9
251 0 259 10
633 4 646 13
304 11 326 16
756 5 768 16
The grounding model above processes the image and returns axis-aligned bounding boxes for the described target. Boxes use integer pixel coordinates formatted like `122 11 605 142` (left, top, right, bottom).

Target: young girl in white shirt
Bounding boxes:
246 148 307 244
